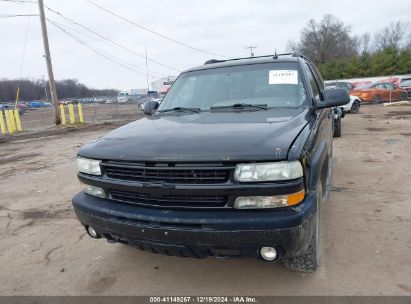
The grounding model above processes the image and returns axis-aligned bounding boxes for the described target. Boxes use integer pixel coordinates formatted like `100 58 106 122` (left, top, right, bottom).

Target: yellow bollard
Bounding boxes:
14 109 22 131
78 103 84 123
60 104 66 126
5 110 12 133
9 110 16 133
68 104 76 124
0 111 6 134
4 110 13 134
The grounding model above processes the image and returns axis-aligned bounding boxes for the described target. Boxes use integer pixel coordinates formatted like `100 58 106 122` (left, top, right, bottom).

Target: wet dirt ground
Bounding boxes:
0 104 410 295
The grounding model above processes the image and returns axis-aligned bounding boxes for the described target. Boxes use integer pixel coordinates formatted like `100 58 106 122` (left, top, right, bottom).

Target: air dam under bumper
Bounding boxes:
72 192 317 259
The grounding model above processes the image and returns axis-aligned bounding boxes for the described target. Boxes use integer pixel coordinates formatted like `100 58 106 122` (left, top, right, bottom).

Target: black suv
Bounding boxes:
72 53 349 272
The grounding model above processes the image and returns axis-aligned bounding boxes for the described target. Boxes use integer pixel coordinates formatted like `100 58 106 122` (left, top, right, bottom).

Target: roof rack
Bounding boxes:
204 52 311 65
290 52 312 62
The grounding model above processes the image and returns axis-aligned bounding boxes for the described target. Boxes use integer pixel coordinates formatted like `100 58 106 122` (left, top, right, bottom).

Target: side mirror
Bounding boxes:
143 100 159 115
315 88 350 109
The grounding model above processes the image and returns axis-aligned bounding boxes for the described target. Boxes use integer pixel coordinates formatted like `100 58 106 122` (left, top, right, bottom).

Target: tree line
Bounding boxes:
0 79 118 103
289 15 411 80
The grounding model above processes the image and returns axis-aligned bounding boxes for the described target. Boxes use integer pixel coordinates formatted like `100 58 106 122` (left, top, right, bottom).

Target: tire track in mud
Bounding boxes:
1 206 76 235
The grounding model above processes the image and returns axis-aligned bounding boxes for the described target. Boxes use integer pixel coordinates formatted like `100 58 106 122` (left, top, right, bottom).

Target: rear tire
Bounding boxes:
400 93 407 101
333 118 342 137
350 100 360 113
283 182 323 272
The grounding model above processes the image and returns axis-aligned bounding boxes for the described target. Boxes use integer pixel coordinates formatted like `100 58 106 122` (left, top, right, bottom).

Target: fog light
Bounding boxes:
81 183 106 198
87 226 100 238
260 247 277 261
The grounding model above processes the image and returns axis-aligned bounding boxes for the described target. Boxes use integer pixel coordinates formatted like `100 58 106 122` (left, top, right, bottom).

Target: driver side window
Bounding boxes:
303 63 320 100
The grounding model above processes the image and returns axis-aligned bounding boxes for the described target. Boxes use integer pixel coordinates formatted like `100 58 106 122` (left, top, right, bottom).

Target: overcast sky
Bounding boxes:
1 0 410 90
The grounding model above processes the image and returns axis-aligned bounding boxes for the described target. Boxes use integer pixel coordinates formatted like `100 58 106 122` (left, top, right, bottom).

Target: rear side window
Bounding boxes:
383 83 394 90
310 64 324 91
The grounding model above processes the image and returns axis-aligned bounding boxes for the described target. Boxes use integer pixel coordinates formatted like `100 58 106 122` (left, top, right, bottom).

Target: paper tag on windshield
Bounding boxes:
269 70 298 84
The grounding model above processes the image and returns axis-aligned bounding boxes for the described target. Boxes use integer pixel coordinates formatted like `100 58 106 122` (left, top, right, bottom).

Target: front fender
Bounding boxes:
308 141 328 190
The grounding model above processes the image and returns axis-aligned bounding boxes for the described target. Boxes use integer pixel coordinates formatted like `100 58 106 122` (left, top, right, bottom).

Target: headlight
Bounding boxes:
77 157 101 175
234 161 303 182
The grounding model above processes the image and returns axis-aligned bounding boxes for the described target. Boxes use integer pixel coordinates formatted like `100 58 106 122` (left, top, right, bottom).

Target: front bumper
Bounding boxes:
72 191 317 260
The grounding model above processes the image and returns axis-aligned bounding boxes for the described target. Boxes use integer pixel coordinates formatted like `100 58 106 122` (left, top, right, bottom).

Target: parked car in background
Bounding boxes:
351 81 371 88
399 80 411 99
16 103 27 114
17 103 28 111
0 103 14 110
325 81 355 91
380 76 411 87
345 95 360 113
0 103 26 115
350 82 408 103
27 101 51 108
325 83 361 113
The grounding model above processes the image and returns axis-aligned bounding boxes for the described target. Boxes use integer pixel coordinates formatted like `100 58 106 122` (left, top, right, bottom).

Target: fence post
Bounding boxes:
60 104 66 125
14 109 22 131
68 104 76 124
0 111 6 134
78 103 84 123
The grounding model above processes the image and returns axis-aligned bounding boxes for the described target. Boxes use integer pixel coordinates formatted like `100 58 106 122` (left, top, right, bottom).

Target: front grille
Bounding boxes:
110 190 227 208
102 162 231 184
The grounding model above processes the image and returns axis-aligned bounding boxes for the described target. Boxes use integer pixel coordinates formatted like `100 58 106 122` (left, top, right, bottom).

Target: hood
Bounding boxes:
79 108 310 162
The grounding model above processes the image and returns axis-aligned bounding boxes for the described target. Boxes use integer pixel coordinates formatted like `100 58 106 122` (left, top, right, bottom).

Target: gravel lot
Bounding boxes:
0 105 410 295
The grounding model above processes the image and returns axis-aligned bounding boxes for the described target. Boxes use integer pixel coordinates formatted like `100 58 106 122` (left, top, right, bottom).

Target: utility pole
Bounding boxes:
245 46 257 57
38 0 61 125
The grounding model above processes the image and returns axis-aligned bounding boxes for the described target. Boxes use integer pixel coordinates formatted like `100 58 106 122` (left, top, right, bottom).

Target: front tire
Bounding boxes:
372 95 381 104
400 93 407 101
350 100 360 113
283 182 323 272
333 118 342 137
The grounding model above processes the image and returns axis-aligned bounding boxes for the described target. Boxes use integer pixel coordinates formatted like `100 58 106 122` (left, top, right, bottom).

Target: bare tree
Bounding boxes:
286 40 298 52
293 14 358 64
0 79 118 103
359 33 372 54
374 21 409 50
405 32 411 50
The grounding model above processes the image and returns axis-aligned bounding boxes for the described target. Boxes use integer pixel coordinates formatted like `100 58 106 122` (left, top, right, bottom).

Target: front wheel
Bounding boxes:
333 118 342 137
283 182 323 272
400 93 407 101
350 100 360 113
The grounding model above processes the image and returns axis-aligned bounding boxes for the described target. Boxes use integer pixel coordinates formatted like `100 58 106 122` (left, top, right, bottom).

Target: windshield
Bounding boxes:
400 80 411 86
157 62 307 112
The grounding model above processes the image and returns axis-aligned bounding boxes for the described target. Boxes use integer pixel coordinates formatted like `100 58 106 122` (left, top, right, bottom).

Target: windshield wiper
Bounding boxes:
210 103 268 111
158 107 201 114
